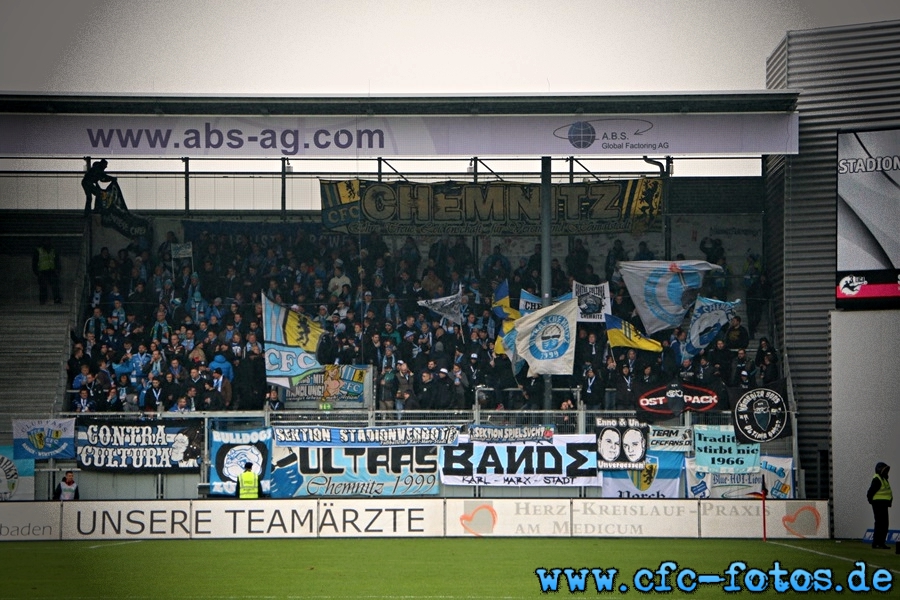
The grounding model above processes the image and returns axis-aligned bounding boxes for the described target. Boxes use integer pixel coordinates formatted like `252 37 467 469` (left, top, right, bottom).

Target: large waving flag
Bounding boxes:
683 297 740 359
418 289 465 325
262 295 323 388
617 260 721 334
513 299 578 375
604 313 662 353
491 279 521 321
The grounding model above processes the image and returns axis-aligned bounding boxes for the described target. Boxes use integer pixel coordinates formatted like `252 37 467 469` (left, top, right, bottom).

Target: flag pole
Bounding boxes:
761 478 768 542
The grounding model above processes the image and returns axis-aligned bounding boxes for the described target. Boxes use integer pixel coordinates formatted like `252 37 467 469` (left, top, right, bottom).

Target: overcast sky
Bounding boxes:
3 0 900 96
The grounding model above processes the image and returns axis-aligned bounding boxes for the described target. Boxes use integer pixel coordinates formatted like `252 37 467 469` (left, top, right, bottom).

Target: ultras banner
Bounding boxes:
76 419 203 472
439 434 600 487
273 425 459 448
320 179 662 236
267 445 440 498
208 428 273 496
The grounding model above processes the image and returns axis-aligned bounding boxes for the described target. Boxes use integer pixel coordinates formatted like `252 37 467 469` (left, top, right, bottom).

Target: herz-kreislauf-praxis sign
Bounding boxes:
0 113 798 158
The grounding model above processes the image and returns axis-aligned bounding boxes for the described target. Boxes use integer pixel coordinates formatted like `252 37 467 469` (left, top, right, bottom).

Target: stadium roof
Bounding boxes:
0 91 798 116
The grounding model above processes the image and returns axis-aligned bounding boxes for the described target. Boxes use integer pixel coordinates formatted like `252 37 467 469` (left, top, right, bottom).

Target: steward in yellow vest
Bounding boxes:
237 462 261 499
867 462 892 549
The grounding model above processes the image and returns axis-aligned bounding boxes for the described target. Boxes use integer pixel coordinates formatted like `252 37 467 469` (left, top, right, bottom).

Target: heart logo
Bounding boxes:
459 503 498 537
782 505 821 538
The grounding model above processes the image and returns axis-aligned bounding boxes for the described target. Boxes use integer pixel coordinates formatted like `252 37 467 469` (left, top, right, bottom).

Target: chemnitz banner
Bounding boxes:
320 179 662 235
13 418 76 460
208 427 273 496
440 434 600 487
76 418 202 472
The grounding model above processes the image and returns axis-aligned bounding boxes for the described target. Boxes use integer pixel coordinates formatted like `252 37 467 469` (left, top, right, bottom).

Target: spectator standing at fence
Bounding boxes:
867 462 893 549
33 238 62 305
53 471 79 501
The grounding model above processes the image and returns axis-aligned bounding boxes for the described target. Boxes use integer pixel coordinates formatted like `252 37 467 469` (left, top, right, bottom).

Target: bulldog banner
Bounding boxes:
76 418 203 473
208 427 273 496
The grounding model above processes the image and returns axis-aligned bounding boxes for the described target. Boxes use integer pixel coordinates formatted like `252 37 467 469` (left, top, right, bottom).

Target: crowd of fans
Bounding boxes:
65 227 775 415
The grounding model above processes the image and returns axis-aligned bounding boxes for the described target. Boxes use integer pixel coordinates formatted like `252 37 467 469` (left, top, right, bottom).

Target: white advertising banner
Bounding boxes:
191 500 317 539
699 500 830 539
570 500 699 538
61 501 193 540
315 499 444 538
0 502 60 541
445 499 570 537
0 113 799 158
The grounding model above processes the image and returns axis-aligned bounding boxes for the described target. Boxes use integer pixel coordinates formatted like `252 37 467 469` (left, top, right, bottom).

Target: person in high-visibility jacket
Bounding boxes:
236 462 262 499
32 238 62 305
866 462 892 549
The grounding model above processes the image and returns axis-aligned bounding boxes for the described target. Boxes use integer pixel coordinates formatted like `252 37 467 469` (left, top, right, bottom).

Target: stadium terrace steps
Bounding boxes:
0 210 86 255
0 263 76 446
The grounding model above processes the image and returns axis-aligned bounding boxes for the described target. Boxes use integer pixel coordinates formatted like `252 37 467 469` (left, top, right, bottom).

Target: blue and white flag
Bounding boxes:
602 451 685 499
683 297 740 359
13 418 76 460
513 299 578 376
617 260 721 334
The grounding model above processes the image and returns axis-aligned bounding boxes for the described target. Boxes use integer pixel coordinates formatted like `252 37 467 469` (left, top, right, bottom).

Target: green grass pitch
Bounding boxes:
1 537 897 598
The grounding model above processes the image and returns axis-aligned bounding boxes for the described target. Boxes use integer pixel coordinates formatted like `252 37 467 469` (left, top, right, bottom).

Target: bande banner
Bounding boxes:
440 434 600 487
692 425 760 474
267 445 440 498
574 281 611 322
686 456 794 499
320 179 662 235
730 379 792 444
208 427 274 496
76 418 202 472
601 451 685 499
274 425 459 448
13 418 76 460
648 426 693 453
595 417 650 470
635 379 724 421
